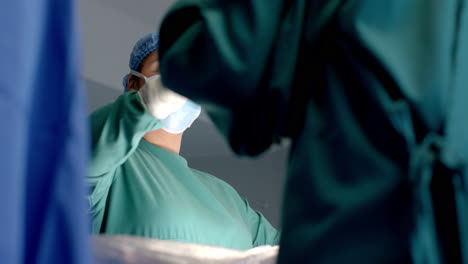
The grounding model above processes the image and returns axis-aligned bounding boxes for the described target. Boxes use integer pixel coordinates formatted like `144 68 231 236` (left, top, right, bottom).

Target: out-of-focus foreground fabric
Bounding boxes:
0 0 91 263
158 0 468 263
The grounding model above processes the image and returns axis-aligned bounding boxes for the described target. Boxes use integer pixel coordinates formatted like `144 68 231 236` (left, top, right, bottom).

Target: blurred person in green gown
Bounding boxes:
157 1 468 263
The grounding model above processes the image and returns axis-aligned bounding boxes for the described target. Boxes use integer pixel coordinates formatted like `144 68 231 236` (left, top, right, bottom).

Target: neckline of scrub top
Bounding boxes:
139 138 189 166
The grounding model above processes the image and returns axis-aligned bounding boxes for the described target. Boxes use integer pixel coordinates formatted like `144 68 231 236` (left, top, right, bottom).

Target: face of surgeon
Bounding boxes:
127 50 160 92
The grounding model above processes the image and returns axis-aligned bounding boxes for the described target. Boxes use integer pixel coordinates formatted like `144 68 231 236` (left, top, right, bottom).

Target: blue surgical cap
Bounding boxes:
122 32 159 91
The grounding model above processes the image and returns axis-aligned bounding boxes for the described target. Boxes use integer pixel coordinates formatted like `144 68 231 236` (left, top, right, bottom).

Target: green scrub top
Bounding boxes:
88 91 279 250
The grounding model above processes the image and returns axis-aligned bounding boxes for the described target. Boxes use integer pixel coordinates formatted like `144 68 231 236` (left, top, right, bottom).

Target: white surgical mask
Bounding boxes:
131 70 201 134
131 70 187 120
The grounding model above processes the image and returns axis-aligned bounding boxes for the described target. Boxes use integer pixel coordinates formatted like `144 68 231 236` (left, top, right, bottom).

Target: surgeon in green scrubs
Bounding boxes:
87 33 279 250
157 1 468 263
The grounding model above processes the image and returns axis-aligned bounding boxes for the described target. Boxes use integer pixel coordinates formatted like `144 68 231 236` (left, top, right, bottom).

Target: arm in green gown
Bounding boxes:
158 1 309 156
88 92 161 231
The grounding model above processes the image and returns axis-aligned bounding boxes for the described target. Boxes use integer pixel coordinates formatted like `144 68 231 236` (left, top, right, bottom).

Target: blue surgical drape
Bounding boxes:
0 0 91 263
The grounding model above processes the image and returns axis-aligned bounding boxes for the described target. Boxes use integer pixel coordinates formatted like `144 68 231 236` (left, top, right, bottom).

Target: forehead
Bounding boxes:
142 50 158 65
138 50 159 74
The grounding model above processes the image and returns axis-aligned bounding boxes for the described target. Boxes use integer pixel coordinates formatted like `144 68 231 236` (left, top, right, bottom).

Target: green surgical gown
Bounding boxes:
158 1 468 263
88 91 279 250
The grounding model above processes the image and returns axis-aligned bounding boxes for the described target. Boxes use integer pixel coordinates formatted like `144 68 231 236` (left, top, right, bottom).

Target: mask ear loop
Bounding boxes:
130 70 149 82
